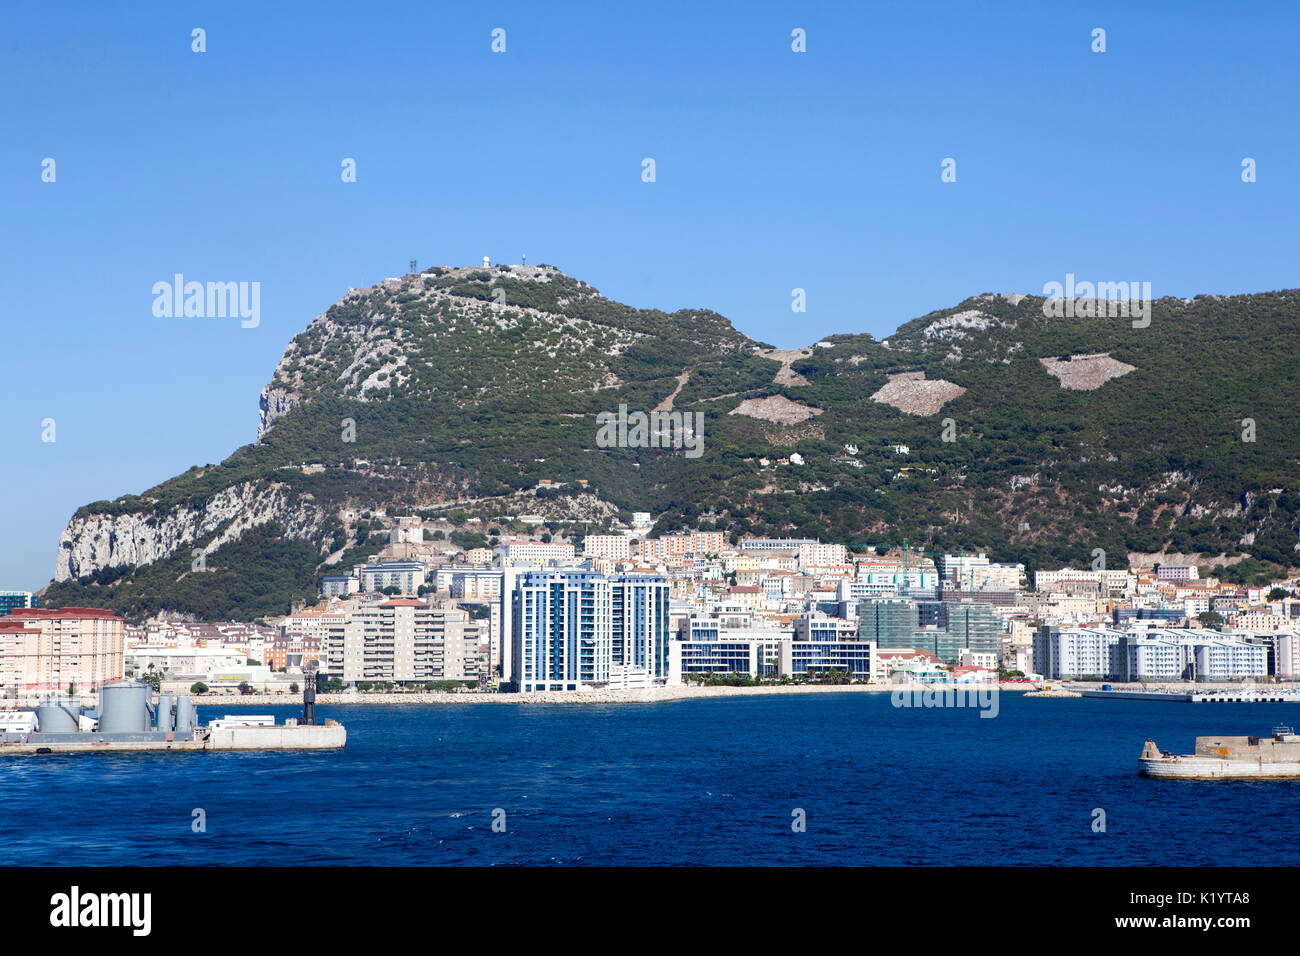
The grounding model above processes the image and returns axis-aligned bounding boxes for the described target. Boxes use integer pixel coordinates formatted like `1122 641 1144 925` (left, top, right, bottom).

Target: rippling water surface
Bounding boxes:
3 693 1297 866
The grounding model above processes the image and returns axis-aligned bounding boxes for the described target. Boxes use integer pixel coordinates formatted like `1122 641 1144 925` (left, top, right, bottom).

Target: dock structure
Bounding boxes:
1140 726 1300 779
1189 689 1300 703
0 679 346 756
1079 690 1192 702
0 720 346 755
1080 688 1300 703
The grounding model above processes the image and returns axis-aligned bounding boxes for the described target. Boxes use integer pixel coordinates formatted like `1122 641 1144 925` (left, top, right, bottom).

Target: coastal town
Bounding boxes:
4 509 1299 707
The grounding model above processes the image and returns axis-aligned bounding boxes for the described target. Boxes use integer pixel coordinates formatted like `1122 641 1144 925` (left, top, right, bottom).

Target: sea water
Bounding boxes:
1 692 1296 866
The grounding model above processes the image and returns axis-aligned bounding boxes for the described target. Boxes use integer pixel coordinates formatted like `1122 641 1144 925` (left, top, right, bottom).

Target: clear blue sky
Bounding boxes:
2 0 1297 589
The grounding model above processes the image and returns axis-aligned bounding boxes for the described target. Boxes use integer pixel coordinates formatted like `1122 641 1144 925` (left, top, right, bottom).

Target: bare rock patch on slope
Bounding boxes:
1039 353 1136 390
756 347 813 387
654 371 691 411
729 395 823 425
870 372 966 416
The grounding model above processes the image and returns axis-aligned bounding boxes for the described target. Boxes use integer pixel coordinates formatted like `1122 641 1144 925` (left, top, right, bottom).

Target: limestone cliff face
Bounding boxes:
55 481 326 582
258 386 301 438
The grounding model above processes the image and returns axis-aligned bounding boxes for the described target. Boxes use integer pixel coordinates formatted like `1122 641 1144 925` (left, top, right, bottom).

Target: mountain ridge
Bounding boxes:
44 264 1300 619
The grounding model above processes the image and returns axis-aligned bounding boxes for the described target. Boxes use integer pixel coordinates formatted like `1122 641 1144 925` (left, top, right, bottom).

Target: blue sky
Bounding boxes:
2 0 1298 589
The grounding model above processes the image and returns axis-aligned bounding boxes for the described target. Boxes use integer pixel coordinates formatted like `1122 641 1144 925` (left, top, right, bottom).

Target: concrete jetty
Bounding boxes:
0 719 346 756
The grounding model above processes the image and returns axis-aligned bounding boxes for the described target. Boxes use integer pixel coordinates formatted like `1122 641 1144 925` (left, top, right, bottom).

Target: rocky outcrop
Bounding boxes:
258 386 301 437
922 309 1011 341
55 481 326 581
253 266 666 439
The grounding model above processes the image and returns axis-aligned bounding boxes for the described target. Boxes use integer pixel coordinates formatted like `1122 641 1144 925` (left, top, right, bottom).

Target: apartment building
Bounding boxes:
582 534 633 561
321 574 360 597
266 634 325 672
958 648 999 671
0 607 125 693
633 531 726 562
939 603 1006 661
935 554 1025 591
777 639 877 681
1034 568 1133 594
794 612 859 642
670 637 767 679
1112 630 1266 682
494 539 577 565
0 619 41 694
277 605 352 670
361 561 427 594
0 590 38 616
325 599 483 683
1034 626 1125 680
797 541 848 569
1231 610 1290 631
125 644 247 677
1262 631 1300 679
511 570 670 692
739 537 816 553
1036 625 1268 681
447 568 504 600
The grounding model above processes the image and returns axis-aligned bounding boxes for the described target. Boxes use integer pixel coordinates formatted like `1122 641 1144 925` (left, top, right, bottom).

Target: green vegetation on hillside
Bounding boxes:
45 525 318 621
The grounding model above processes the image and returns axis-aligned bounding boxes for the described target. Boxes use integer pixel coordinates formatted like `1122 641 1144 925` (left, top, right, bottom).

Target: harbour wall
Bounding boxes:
1140 758 1300 779
207 721 345 750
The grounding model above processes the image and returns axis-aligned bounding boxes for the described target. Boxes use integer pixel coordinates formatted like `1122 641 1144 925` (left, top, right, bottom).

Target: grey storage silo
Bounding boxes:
156 694 176 732
35 697 81 733
98 680 152 734
174 695 196 735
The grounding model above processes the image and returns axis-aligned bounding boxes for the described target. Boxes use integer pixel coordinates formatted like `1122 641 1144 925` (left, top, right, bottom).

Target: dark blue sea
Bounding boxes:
3 692 1298 866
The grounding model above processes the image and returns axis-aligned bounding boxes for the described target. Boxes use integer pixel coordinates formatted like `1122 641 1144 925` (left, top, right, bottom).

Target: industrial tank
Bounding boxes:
174 696 196 735
98 680 152 734
156 694 176 733
35 697 81 733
